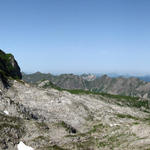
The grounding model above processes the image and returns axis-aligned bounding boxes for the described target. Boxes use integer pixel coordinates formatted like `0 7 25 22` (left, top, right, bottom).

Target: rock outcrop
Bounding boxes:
0 49 22 88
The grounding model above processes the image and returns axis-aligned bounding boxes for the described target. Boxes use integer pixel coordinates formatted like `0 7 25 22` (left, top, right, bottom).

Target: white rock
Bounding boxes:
110 123 120 127
17 141 34 150
4 110 9 115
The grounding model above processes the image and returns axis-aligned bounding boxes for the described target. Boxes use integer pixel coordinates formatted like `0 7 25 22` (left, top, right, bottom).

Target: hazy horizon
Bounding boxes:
22 71 150 77
1 0 150 74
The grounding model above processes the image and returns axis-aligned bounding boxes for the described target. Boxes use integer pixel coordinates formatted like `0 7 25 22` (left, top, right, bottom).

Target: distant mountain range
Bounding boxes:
137 76 150 82
22 72 150 99
94 73 150 82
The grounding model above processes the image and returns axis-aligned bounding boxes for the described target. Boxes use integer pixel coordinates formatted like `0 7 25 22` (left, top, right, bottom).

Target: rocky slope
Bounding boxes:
1 50 150 149
2 78 150 150
23 73 150 99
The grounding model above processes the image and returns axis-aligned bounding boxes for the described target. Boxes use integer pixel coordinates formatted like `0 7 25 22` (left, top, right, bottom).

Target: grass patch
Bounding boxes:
66 123 106 138
67 89 150 110
87 123 105 134
72 136 96 150
97 133 131 149
116 114 140 120
42 145 67 150
116 113 150 125
32 136 49 142
35 122 49 130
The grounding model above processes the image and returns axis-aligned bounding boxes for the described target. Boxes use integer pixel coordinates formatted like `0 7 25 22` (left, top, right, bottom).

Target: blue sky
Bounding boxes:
0 0 150 74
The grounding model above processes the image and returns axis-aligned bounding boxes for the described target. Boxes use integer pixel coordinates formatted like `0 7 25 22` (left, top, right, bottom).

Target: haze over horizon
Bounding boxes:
1 0 150 75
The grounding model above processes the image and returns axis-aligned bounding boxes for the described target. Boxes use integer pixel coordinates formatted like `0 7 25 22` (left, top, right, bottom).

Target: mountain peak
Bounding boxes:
0 49 22 87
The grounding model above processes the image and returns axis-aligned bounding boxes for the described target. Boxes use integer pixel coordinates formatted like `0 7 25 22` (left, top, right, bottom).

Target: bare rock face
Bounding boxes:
0 50 22 79
0 49 22 88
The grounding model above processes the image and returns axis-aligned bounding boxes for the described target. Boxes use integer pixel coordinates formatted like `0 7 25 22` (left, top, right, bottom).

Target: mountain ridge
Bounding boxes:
0 49 22 88
23 72 150 99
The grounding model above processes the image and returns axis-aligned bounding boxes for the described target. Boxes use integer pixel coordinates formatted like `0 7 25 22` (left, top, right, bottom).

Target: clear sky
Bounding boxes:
0 0 150 75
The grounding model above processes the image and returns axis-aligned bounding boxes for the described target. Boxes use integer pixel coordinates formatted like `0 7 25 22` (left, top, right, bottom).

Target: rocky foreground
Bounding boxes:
1 79 150 150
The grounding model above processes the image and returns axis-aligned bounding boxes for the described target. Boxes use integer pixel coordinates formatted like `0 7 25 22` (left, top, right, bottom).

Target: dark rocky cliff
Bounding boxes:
0 49 22 87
